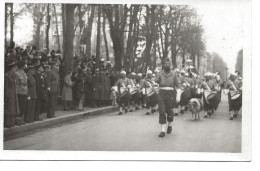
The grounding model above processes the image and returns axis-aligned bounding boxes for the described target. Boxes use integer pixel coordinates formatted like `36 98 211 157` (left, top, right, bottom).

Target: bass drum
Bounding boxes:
204 90 221 110
176 89 183 103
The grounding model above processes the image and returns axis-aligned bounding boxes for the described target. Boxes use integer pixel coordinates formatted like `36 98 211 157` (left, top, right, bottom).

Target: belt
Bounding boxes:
160 87 174 90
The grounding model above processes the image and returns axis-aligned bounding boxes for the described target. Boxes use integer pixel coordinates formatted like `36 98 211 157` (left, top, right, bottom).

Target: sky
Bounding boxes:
191 0 246 73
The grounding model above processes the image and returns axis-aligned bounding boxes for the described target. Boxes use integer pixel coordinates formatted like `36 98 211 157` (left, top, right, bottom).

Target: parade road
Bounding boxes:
4 94 241 152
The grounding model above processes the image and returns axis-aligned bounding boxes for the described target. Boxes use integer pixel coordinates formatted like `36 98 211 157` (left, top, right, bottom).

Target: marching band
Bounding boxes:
111 58 243 137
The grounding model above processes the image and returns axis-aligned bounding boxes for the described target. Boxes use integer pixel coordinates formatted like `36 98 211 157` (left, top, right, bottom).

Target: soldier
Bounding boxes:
84 68 94 107
34 64 46 120
4 61 20 128
154 58 177 138
129 72 140 112
92 68 101 107
25 65 37 123
224 73 242 120
143 70 158 115
15 61 28 125
200 72 219 118
173 68 184 116
45 62 60 118
115 71 131 115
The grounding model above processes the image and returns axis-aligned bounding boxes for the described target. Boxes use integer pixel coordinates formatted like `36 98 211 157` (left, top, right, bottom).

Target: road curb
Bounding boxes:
4 106 118 141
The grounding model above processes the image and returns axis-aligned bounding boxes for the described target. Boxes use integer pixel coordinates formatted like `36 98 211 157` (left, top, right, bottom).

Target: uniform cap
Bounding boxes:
120 71 126 75
137 73 142 77
180 70 185 74
131 72 136 76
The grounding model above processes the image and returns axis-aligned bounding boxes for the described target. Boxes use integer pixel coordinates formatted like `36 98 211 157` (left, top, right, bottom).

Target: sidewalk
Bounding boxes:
4 106 118 141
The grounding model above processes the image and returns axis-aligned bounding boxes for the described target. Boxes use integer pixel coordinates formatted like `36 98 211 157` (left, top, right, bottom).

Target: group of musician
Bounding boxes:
112 58 242 137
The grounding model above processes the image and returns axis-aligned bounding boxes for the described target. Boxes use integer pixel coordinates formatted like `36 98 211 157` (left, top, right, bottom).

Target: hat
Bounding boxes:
154 68 159 73
185 73 189 77
131 72 136 76
180 70 185 74
152 74 155 77
107 61 111 63
175 68 180 72
8 61 17 67
239 77 242 80
43 64 50 69
120 71 126 75
137 73 142 77
100 58 105 62
95 68 99 71
147 70 152 75
35 63 43 70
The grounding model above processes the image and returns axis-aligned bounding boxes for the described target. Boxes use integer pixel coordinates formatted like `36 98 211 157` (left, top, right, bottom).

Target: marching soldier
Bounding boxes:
154 58 177 138
200 73 219 118
173 68 184 116
115 71 131 115
224 73 242 120
129 72 141 112
143 70 158 115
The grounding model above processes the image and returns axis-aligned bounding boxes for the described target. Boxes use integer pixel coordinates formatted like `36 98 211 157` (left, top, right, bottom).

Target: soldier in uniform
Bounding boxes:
200 72 219 118
128 72 141 112
115 71 131 115
143 70 158 115
25 65 37 123
154 58 177 138
45 62 60 118
4 61 20 128
224 73 242 120
15 61 28 125
34 64 46 120
173 68 184 116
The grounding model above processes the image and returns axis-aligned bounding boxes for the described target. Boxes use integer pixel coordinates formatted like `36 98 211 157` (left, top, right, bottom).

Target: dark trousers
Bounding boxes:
17 94 27 120
35 99 42 120
146 93 158 109
158 90 176 124
47 92 57 118
25 99 35 123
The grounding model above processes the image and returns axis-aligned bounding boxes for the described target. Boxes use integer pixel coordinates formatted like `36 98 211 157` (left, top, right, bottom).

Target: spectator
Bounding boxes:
61 71 74 111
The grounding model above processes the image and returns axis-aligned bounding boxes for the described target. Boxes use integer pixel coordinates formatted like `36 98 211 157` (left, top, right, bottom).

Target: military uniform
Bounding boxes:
115 77 131 114
26 72 37 123
45 66 60 118
143 77 158 115
225 77 242 119
4 70 20 128
34 71 46 120
129 77 141 111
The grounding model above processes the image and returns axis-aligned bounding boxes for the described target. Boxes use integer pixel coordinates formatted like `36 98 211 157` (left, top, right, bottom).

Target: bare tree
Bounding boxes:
46 3 51 53
102 10 110 61
53 4 61 50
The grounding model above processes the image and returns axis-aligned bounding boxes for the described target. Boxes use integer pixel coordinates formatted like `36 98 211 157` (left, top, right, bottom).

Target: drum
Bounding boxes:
230 90 241 100
176 89 183 103
207 91 217 101
129 87 138 95
146 87 155 97
120 87 128 97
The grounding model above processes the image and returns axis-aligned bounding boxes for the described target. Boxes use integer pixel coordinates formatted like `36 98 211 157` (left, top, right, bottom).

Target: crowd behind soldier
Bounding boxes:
4 44 242 129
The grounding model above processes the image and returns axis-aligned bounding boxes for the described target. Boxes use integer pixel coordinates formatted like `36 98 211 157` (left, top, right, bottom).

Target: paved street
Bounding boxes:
4 94 241 152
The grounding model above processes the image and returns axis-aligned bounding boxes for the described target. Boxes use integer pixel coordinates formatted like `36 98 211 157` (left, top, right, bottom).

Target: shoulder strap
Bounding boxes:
231 81 238 91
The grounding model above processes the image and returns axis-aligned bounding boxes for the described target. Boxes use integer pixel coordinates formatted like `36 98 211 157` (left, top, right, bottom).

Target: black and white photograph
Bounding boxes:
0 0 252 162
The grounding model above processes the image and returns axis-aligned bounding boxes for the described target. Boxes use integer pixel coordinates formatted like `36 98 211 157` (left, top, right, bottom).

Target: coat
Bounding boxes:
85 74 93 98
76 73 86 98
4 71 20 116
27 73 37 99
45 68 60 93
61 75 73 101
92 74 100 100
34 72 46 100
99 70 106 100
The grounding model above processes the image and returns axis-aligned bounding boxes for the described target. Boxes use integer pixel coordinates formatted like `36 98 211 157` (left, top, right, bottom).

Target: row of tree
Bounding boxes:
5 4 206 73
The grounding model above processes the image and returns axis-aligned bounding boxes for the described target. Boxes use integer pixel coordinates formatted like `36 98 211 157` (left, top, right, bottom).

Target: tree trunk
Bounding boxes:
85 5 95 58
53 4 61 50
5 3 8 50
63 4 77 73
96 5 101 62
10 3 14 47
46 4 51 53
102 10 109 61
62 4 66 53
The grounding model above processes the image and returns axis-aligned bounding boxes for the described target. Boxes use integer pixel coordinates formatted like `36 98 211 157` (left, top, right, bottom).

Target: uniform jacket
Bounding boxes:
155 71 177 88
34 72 46 100
27 73 37 99
15 69 28 95
4 71 20 116
45 68 60 93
